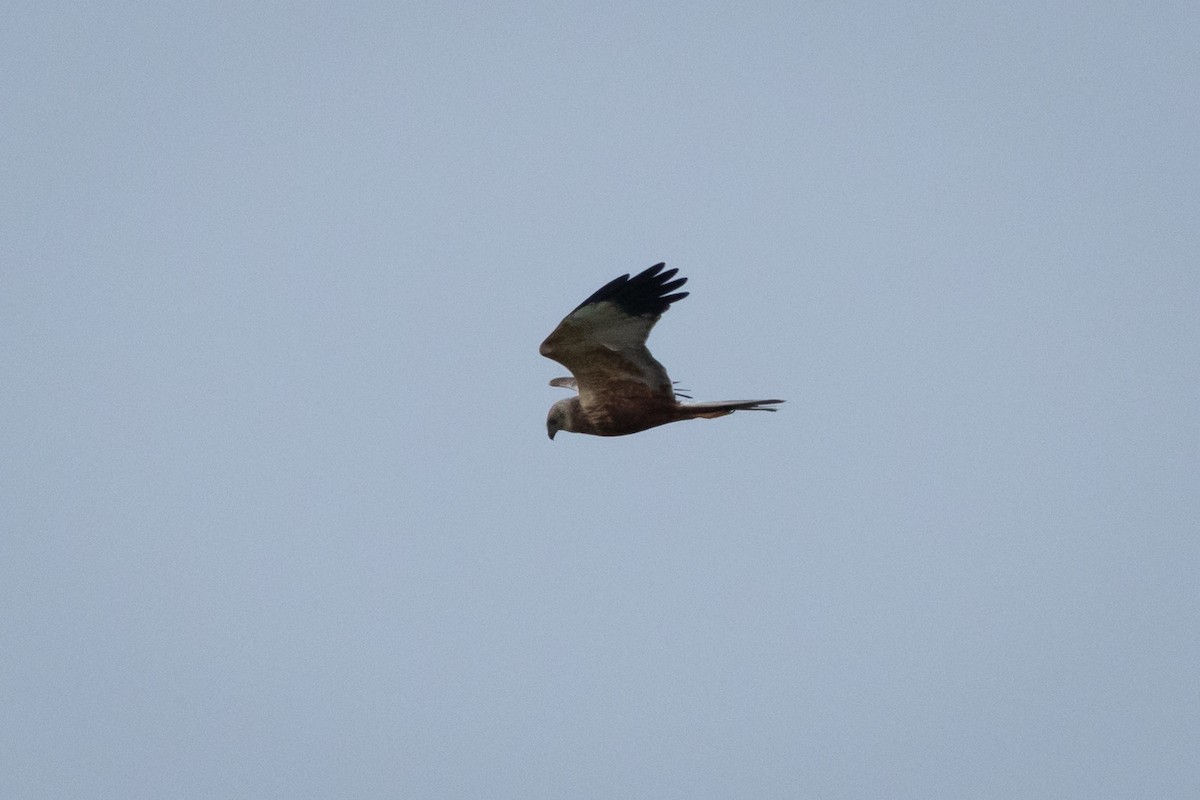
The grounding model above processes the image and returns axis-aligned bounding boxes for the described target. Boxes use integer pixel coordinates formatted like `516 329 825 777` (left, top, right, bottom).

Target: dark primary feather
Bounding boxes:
571 262 689 316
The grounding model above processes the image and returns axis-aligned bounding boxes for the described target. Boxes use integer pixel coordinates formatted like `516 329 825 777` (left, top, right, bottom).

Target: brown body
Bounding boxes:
541 263 783 439
547 393 774 437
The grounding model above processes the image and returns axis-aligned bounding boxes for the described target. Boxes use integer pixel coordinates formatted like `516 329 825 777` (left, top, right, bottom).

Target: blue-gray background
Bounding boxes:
4 2 1197 798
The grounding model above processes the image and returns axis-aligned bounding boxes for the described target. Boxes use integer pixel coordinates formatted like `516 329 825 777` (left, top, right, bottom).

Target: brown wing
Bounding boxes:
540 263 689 410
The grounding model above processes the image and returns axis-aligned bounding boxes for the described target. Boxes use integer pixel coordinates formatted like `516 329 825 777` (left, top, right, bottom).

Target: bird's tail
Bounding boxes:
680 399 785 419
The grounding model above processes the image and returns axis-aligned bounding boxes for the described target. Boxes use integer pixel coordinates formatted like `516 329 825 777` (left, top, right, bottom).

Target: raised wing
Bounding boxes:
539 263 688 401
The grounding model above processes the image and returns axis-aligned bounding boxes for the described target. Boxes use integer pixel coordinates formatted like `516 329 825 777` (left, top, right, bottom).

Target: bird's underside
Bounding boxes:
540 263 783 439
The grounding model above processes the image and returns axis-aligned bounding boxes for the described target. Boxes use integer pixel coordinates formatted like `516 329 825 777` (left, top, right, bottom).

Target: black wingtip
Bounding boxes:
572 262 689 316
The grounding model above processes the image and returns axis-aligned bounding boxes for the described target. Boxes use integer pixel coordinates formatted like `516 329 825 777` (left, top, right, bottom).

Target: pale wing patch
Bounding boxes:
562 301 656 353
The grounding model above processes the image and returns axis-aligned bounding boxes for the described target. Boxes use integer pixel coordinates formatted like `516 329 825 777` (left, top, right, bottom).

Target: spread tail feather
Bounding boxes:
680 398 784 419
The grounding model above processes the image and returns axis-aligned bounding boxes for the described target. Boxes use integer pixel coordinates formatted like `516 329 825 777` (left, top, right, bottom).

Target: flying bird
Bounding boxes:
540 263 783 439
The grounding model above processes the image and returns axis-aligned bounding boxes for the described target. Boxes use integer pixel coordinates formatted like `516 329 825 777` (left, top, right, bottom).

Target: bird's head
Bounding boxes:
546 401 567 440
546 398 575 440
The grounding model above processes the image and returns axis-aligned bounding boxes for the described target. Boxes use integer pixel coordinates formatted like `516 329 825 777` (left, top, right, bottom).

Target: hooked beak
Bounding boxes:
547 428 556 440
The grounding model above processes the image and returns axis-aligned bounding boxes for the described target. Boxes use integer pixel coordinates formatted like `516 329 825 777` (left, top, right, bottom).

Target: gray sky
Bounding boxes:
4 2 1198 798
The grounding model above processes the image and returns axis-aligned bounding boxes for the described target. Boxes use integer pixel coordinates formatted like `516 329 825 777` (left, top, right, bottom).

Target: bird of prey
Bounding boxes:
540 263 783 439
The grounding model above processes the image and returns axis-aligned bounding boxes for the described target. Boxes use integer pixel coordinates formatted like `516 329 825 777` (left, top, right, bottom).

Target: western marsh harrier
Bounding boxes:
541 263 783 439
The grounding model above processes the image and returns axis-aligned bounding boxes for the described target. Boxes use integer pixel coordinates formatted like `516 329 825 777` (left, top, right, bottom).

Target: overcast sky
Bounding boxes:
3 2 1198 798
